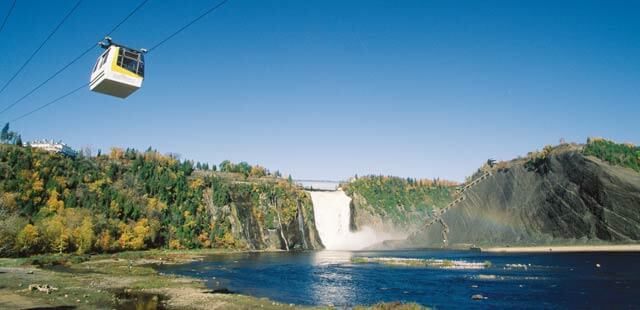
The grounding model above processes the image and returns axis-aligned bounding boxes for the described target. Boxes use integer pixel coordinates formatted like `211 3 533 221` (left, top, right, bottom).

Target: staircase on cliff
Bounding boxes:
409 170 493 246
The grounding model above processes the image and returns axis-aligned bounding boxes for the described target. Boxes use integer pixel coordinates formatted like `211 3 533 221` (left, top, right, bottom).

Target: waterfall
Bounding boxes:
310 190 388 250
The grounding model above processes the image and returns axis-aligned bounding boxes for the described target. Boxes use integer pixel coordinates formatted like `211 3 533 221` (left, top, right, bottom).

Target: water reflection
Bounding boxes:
310 251 355 306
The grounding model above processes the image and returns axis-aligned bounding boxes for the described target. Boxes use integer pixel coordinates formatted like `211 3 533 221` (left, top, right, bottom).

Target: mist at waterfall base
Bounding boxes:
310 190 395 250
159 250 640 308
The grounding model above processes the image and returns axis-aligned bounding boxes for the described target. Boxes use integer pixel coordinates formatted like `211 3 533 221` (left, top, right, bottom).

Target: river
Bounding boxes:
158 249 640 308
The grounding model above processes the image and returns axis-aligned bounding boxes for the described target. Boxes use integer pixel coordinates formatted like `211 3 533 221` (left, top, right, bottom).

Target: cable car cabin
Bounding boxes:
90 44 145 98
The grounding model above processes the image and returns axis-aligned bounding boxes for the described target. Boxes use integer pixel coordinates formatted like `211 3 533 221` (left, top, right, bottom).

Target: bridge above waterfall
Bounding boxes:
295 179 345 191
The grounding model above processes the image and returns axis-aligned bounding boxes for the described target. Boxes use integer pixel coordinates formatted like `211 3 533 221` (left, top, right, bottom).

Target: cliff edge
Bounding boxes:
410 143 640 247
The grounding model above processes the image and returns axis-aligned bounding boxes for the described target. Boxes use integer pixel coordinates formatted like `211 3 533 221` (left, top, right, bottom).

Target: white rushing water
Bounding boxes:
310 190 389 251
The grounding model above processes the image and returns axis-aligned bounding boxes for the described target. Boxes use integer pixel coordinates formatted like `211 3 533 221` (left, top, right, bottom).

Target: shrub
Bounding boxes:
584 138 640 172
15 224 42 255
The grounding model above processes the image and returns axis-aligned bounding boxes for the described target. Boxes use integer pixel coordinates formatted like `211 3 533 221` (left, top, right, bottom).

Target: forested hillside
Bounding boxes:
342 176 457 234
0 144 322 257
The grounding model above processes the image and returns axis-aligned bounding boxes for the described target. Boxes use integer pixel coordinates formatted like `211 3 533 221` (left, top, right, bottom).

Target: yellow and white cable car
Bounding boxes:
90 37 146 98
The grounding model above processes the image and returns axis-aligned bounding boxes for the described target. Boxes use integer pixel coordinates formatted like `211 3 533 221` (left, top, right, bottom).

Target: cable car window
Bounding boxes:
92 59 99 73
99 51 109 68
137 54 144 77
117 48 143 77
94 50 109 72
137 61 144 77
124 51 138 58
121 57 137 73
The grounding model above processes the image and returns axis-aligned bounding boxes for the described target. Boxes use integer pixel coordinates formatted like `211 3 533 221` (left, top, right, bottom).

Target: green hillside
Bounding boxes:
342 175 457 225
583 137 640 172
0 144 310 257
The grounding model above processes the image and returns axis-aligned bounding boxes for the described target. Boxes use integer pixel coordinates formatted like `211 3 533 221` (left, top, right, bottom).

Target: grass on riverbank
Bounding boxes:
0 249 295 309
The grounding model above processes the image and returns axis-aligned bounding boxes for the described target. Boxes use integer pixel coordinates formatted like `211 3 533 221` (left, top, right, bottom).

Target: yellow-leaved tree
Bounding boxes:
74 216 94 254
109 147 124 160
131 219 151 249
44 189 64 214
118 219 154 250
15 224 40 254
42 213 70 253
97 231 112 252
39 208 93 254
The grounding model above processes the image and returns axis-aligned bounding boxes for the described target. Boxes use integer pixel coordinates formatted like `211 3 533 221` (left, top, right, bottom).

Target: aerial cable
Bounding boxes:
9 0 229 123
147 0 229 53
0 45 95 115
0 0 17 34
0 0 150 116
10 82 88 123
0 0 83 96
104 0 150 36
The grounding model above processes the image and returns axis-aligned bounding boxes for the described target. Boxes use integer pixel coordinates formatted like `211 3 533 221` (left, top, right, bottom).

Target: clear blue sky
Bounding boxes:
0 0 638 181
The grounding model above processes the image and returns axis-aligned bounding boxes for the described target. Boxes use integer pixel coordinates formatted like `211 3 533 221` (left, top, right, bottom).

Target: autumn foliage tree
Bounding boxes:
0 143 302 257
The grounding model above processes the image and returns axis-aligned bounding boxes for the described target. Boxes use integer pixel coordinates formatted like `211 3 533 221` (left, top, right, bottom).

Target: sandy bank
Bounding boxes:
482 244 640 253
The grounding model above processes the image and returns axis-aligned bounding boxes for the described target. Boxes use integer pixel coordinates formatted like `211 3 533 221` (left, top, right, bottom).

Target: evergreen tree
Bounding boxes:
15 135 22 147
0 123 9 142
236 162 251 176
219 160 232 172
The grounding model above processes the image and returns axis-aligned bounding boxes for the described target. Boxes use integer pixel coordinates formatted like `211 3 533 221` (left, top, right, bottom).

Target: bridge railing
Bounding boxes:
295 179 344 191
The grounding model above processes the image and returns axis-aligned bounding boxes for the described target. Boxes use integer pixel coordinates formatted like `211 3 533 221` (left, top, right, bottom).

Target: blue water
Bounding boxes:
159 250 640 309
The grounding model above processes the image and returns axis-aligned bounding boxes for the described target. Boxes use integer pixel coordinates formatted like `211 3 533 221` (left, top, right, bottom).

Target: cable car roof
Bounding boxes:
99 37 147 54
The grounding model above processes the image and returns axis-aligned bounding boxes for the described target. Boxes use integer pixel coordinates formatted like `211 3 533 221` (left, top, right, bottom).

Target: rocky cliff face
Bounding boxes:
204 187 323 251
410 146 640 247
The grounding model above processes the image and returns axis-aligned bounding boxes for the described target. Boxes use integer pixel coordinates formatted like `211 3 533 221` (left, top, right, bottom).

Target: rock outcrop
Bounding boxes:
411 145 640 247
205 187 323 251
